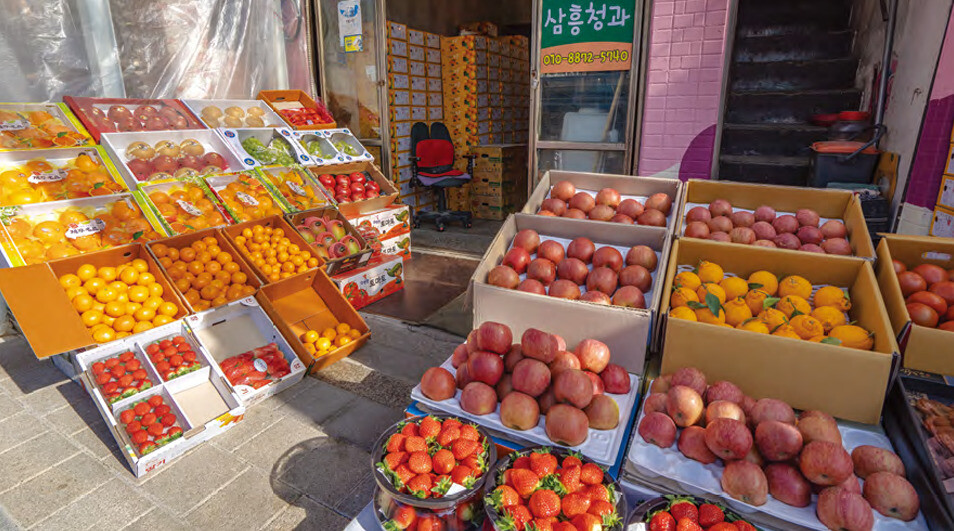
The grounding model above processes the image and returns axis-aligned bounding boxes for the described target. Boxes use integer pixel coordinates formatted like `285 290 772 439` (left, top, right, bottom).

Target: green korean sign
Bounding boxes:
540 0 636 74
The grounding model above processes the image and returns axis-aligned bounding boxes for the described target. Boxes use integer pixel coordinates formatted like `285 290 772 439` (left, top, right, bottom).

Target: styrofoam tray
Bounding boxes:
680 201 841 237
544 186 675 230
507 234 663 310
627 385 930 530
181 99 285 129
411 357 640 466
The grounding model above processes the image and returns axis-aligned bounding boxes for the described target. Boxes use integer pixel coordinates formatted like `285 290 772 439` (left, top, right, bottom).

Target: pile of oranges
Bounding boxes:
260 168 327 211
0 108 90 149
231 224 319 283
61 259 179 343
213 175 284 223
147 183 227 235
151 236 256 312
299 323 360 357
668 260 875 350
0 152 124 206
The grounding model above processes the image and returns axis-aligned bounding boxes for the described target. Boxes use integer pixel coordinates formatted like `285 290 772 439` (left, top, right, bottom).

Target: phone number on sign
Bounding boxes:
542 48 630 66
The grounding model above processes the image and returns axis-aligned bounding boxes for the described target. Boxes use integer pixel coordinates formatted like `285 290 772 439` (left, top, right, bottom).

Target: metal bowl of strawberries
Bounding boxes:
629 495 757 530
372 414 497 526
483 445 627 531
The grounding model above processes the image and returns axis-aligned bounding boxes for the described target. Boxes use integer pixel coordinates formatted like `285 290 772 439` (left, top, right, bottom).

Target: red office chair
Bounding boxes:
410 121 474 231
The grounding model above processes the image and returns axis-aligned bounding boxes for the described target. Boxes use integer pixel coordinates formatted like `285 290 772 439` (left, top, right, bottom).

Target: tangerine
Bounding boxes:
76 264 97 281
59 273 81 289
670 287 699 308
813 286 851 311
723 298 754 327
719 276 749 301
669 306 697 321
778 275 812 300
696 283 726 305
790 314 825 340
696 261 724 284
744 289 771 315
772 324 801 340
811 306 847 333
737 319 770 334
829 325 874 350
776 295 811 318
747 270 779 296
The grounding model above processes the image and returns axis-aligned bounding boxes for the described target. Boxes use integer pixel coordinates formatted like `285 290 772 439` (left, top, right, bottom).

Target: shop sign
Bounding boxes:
540 0 635 74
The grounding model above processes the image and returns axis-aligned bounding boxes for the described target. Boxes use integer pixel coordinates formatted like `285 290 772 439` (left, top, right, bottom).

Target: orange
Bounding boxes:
758 308 788 331
829 325 874 350
744 289 771 316
147 284 164 298
59 273 82 289
670 287 698 308
694 307 726 325
776 295 811 319
108 281 128 293
153 314 174 326
151 243 169 258
696 261 724 284
186 261 204 276
696 283 726 305
335 335 353 347
303 343 317 355
790 314 825 340
158 302 178 317
315 337 332 351
719 276 749 301
335 323 352 335
65 286 87 300
95 287 117 304
302 330 320 344
113 315 135 332
747 270 779 296
81 309 102 327
772 324 801 340
723 298 753 327
119 267 139 285
143 296 163 311
72 294 94 312
813 286 851 311
132 321 154 333
137 272 156 286
130 259 148 273
76 264 97 281
105 301 126 318
778 275 812 300
736 319 770 334
200 285 219 301
321 327 337 339
811 306 847 333
128 286 149 303
98 266 117 282
134 307 156 322
669 307 697 321
91 326 116 343
349 329 361 339
180 248 196 263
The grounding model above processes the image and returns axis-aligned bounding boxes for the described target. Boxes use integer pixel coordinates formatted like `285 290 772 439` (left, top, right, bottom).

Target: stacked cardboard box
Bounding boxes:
930 141 954 237
469 144 528 220
386 21 442 213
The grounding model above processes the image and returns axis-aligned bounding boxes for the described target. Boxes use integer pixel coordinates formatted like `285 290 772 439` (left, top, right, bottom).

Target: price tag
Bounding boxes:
176 200 203 217
253 358 268 373
28 169 68 184
287 181 308 197
65 219 106 239
0 120 28 131
236 191 259 206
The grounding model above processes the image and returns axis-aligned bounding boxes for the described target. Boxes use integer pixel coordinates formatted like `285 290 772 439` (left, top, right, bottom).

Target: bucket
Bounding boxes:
809 141 878 188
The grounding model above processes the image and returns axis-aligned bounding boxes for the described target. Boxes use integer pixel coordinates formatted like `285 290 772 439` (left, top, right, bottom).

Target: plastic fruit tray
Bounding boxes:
217 127 312 169
0 146 126 206
293 132 343 166
627 385 930 530
204 172 288 224
181 99 285 129
63 97 204 142
138 178 230 236
0 102 93 150
411 357 640 466
256 166 333 212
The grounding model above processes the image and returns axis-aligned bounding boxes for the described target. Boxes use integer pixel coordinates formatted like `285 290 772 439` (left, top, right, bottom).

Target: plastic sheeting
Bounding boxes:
0 0 314 103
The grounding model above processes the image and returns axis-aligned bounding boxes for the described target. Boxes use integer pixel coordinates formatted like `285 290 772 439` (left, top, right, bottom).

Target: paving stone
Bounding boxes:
0 412 47 454
314 358 413 410
211 405 287 453
16 379 85 416
271 436 371 509
0 336 40 382
0 394 22 422
235 416 326 473
32 479 154 530
121 506 190 531
185 468 291 530
263 495 348 531
141 444 248 516
320 397 404 451
0 431 79 488
275 378 355 426
71 420 118 461
334 472 377 519
43 398 102 436
0 452 112 528
0 363 64 399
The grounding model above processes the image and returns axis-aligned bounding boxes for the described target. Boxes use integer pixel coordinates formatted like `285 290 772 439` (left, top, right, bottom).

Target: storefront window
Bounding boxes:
538 69 630 143
537 148 625 178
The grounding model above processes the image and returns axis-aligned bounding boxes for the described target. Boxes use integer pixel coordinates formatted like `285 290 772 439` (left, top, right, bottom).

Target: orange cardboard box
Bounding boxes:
305 161 399 213
0 243 190 359
659 238 898 424
876 234 954 375
285 207 373 276
256 90 336 131
256 269 370 373
220 215 322 285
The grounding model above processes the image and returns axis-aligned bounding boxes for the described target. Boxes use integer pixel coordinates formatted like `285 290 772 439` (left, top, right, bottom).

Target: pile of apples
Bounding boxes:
124 139 229 182
684 199 852 255
419 322 631 447
294 216 362 261
487 229 658 309
537 180 672 227
87 104 198 133
313 172 381 204
894 260 954 331
638 367 920 528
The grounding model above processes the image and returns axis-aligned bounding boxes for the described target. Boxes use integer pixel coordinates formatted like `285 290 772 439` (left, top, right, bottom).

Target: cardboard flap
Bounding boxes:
0 264 92 358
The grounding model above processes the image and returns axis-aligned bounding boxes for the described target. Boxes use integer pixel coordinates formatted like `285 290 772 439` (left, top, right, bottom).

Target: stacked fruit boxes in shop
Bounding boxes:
386 21 442 213
930 130 954 237
468 144 529 220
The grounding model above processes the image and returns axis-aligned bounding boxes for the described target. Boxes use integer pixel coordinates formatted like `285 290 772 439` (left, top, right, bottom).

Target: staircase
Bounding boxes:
718 0 860 186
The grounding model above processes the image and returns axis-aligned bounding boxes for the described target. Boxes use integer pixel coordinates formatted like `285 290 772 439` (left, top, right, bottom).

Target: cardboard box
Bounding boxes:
387 21 407 41
409 61 426 78
390 121 412 139
0 243 190 359
377 233 411 259
876 234 954 375
946 142 954 175
524 170 684 234
937 175 954 211
659 238 898 424
426 63 442 79
256 268 370 373
389 90 410 107
425 32 440 49
675 179 876 259
331 254 404 310
407 29 424 46
286 207 373 276
256 90 336 131
427 107 443 122
220 214 321 284
411 92 427 107
185 297 306 407
390 105 411 122
470 213 671 373
408 45 425 62
931 206 954 238
146 229 262 313
305 161 398 212
62 97 202 143
427 78 442 93
471 144 527 175
426 48 441 64
339 203 411 240
389 39 408 57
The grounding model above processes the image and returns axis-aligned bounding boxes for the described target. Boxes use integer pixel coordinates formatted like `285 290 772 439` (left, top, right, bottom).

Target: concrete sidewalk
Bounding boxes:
0 313 460 530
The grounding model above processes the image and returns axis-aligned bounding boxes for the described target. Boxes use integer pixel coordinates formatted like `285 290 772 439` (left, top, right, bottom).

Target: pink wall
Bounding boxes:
638 0 730 181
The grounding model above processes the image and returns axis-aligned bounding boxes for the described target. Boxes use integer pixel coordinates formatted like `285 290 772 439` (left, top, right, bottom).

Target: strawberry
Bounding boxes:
459 424 480 441
508 468 541 498
587 500 614 518
462 454 481 474
561 492 591 518
393 464 415 487
579 463 603 485
733 521 757 531
649 512 676 531
431 448 455 475
570 513 602 531
437 425 460 447
558 466 582 494
383 451 407 471
562 455 583 469
529 489 561 518
441 417 462 431
707 524 739 531
527 518 554 531
450 465 474 486
584 484 610 503
419 416 442 439
555 523 579 531
451 438 479 460
386 433 406 453
404 435 427 453
676 518 702 531
698 503 724 528
385 505 417 530
512 455 532 469
417 515 444 531
669 499 698 523
408 451 432 474
406 474 433 498
400 423 419 437
529 451 558 477
504 504 532 531
489 484 520 509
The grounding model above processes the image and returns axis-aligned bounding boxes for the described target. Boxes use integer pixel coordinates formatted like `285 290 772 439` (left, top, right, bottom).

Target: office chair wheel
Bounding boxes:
464 221 472 228
435 222 446 232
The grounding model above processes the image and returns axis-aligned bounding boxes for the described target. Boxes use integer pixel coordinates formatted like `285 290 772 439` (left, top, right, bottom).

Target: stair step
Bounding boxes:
737 0 852 34
731 58 858 92
733 31 853 63
725 89 862 124
719 154 810 186
721 123 829 157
